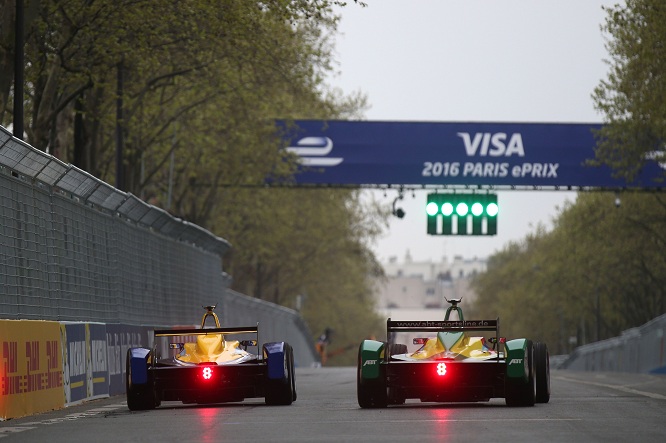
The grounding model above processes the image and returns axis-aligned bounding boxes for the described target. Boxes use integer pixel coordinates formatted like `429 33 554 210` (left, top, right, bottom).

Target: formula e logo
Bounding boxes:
457 132 525 157
363 359 377 366
286 137 343 167
509 358 523 365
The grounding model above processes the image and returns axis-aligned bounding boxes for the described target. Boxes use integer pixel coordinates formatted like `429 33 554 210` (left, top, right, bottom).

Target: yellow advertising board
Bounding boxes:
0 320 64 419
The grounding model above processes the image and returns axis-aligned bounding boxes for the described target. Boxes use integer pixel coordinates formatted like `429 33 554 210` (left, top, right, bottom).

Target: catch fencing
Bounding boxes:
0 125 317 367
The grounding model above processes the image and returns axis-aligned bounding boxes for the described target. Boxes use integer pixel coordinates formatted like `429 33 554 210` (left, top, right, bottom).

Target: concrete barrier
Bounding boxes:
561 313 666 374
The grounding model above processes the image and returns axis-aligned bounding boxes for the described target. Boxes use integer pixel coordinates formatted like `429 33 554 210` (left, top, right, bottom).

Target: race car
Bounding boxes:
126 305 296 410
357 298 550 407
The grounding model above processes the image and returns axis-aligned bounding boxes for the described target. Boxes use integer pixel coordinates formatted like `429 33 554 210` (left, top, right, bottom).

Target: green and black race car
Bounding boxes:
357 298 550 408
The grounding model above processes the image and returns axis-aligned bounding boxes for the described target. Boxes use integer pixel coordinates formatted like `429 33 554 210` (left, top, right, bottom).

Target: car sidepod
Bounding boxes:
126 348 159 411
504 339 536 407
357 340 388 408
263 342 296 405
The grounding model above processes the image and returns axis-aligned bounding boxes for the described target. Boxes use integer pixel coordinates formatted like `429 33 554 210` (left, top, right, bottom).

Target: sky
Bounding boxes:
326 0 619 264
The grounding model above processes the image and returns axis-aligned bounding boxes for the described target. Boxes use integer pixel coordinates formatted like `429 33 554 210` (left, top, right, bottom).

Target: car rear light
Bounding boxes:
436 362 447 376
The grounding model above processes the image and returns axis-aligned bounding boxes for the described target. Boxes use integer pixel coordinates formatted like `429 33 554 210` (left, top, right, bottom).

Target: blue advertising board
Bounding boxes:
61 323 87 405
280 120 664 188
88 323 109 399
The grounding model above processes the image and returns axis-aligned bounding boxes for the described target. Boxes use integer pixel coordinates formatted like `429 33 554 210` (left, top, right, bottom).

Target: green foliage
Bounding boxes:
592 0 666 184
472 193 666 354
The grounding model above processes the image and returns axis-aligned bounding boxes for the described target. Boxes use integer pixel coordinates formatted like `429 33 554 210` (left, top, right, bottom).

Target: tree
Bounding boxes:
592 0 666 184
471 192 666 353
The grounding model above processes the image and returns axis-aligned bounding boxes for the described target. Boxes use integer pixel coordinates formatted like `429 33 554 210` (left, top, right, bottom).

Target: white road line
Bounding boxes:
0 427 36 438
219 418 582 425
554 375 666 400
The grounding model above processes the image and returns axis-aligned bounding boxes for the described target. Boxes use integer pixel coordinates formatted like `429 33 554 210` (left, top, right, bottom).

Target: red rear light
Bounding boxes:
202 366 213 380
436 362 447 376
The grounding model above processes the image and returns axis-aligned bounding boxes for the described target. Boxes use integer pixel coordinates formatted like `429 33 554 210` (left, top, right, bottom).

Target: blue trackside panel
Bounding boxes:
505 339 528 381
129 348 150 385
264 342 286 380
360 340 384 379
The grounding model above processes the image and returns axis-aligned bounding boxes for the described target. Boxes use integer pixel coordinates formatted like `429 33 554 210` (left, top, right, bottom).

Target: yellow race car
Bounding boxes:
126 305 296 410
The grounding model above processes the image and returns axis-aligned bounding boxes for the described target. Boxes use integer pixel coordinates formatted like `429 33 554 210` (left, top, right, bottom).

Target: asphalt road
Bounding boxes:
2 368 665 442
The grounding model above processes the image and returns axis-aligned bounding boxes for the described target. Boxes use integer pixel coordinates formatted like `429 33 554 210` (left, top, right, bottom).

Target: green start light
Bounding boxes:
442 202 454 216
487 202 499 217
426 193 498 236
455 202 469 216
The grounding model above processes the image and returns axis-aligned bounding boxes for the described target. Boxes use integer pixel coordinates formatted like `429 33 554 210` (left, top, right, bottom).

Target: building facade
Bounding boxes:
374 251 486 321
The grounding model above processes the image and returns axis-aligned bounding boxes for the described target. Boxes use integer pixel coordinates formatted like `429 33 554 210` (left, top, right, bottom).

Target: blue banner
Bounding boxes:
281 120 664 188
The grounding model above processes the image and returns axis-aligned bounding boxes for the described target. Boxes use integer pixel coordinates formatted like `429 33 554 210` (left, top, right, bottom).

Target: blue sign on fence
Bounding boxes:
280 120 664 188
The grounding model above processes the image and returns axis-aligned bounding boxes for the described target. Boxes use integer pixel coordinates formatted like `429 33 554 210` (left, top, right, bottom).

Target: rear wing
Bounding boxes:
153 324 261 358
387 318 502 361
387 318 499 334
388 318 501 347
154 325 259 337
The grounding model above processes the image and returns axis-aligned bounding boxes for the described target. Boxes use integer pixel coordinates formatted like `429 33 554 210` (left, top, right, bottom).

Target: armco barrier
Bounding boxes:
0 320 64 419
561 313 666 374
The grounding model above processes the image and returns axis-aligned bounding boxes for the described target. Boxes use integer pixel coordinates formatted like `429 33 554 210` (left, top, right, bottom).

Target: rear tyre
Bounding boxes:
265 343 294 406
357 343 388 408
505 339 536 407
290 344 297 402
535 342 551 403
125 349 157 411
